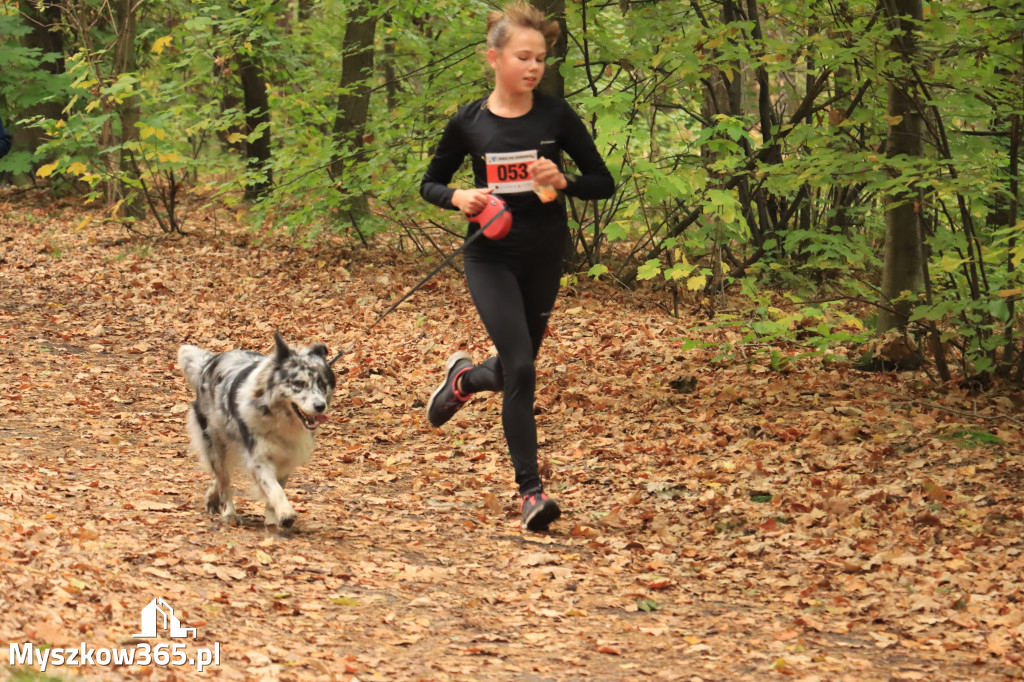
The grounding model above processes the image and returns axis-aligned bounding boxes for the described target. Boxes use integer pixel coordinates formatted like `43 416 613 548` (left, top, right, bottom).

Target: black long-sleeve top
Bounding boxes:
420 93 614 256
0 115 11 159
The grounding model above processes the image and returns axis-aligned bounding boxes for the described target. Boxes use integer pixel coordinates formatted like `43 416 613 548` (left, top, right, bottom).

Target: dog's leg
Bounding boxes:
263 474 291 527
249 459 296 528
204 481 220 514
204 442 239 524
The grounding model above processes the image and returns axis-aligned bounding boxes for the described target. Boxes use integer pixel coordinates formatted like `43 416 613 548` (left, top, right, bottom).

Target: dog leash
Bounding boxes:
327 204 509 367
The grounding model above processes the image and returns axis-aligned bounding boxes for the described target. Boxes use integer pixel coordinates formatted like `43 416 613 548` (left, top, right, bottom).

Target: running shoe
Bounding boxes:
426 351 474 427
520 488 561 531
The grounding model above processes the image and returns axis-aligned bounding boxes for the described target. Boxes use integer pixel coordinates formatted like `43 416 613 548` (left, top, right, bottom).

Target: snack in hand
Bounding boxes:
533 184 558 203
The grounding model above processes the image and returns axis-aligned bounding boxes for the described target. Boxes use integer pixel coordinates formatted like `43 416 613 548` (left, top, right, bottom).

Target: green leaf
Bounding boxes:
637 259 662 281
636 599 661 612
604 222 629 242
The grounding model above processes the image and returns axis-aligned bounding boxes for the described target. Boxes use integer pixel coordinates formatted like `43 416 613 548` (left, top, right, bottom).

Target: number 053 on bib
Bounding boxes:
485 150 538 194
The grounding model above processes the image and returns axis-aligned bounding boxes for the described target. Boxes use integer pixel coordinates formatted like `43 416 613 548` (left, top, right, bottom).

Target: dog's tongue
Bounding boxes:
313 414 329 426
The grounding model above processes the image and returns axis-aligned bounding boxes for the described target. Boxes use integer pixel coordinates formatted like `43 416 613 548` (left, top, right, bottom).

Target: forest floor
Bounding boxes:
1 189 1024 681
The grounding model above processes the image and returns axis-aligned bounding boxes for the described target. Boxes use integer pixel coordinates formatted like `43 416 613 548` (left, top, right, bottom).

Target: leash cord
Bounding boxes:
327 207 508 366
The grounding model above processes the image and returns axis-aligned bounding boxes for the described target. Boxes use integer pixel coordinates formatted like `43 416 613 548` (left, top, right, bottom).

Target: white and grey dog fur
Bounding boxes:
177 333 336 528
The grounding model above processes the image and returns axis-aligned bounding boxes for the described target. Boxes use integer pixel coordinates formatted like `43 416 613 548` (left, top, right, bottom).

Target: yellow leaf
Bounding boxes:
226 132 246 144
140 126 167 141
67 161 88 176
76 217 91 231
686 274 707 292
36 161 59 179
939 252 967 273
158 152 180 163
151 36 173 54
330 597 359 606
997 288 1022 298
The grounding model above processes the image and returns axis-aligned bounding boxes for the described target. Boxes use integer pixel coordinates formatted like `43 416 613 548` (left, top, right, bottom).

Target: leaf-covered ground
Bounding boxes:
2 190 1023 681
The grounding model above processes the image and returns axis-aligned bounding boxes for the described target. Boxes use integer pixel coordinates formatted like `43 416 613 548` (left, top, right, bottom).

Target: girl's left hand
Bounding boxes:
527 158 567 190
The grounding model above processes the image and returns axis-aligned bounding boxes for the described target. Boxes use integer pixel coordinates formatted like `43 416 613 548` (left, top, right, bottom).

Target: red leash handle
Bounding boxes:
468 195 512 240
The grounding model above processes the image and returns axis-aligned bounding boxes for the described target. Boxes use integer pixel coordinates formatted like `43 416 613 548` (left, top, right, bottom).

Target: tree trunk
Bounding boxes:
700 0 743 293
827 1 855 233
329 8 378 221
112 0 144 218
876 0 924 333
531 0 566 98
1000 111 1020 372
381 15 400 113
17 0 66 183
238 53 273 201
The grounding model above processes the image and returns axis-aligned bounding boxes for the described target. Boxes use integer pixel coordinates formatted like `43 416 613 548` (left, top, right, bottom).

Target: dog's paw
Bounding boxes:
278 513 297 529
220 511 240 525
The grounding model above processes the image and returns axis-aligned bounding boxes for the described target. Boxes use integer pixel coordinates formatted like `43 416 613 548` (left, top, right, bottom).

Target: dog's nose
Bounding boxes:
313 402 326 414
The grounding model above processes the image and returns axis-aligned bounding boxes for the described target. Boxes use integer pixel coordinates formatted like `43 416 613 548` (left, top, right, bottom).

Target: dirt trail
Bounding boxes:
1 193 1022 680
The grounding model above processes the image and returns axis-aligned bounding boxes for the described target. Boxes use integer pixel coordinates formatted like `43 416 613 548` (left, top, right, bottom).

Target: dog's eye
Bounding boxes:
290 379 308 390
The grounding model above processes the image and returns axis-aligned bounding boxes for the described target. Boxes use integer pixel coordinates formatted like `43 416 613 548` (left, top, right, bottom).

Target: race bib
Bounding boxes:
485 150 537 194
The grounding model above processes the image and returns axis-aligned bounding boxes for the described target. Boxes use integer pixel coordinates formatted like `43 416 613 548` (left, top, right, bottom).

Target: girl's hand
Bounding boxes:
452 188 494 217
527 158 567 190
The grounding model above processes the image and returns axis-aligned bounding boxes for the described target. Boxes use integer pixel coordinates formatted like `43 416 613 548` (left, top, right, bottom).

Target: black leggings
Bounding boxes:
459 249 562 494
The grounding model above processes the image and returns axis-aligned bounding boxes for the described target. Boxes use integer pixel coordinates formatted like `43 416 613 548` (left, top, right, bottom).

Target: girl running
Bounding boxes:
420 1 615 531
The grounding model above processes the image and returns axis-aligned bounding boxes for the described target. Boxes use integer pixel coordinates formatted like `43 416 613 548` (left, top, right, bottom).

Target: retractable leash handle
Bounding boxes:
468 195 512 239
326 197 511 367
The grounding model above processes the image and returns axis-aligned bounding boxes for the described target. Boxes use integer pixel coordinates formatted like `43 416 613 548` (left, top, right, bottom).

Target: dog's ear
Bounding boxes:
309 343 329 360
273 332 291 363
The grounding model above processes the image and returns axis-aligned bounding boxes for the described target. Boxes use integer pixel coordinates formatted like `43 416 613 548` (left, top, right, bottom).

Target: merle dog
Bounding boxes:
178 333 336 528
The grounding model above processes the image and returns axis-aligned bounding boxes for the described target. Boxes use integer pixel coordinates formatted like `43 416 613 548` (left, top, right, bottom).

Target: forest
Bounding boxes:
2 0 1022 379
2 1 1024 680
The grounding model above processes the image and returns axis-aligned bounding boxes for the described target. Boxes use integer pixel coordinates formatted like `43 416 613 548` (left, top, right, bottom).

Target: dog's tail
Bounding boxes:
178 345 215 392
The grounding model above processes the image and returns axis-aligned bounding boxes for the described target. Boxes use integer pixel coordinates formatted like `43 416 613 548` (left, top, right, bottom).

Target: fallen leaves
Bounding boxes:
2 194 1024 680
516 552 561 567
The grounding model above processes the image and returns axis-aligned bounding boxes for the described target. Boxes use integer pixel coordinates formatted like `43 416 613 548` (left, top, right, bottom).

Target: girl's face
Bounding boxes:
488 27 547 96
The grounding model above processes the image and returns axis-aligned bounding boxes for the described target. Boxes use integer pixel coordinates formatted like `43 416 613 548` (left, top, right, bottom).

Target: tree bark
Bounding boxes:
17 0 66 181
329 7 378 220
381 13 400 113
238 53 273 201
531 0 566 98
112 0 144 218
876 0 925 333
